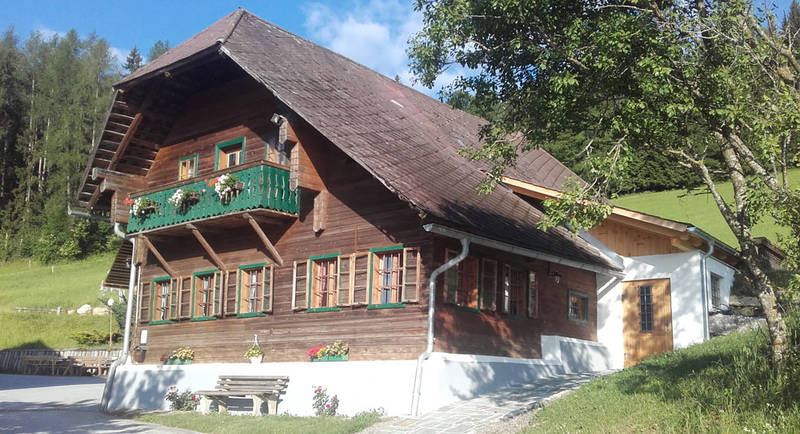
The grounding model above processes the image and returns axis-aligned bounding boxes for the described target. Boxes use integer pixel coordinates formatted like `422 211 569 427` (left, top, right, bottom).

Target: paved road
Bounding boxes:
0 374 192 433
363 371 613 434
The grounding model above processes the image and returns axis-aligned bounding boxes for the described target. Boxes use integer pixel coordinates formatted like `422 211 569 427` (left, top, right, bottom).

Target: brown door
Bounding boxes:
622 279 673 367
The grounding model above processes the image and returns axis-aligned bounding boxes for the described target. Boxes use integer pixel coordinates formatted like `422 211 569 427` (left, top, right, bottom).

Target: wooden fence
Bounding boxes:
0 348 120 373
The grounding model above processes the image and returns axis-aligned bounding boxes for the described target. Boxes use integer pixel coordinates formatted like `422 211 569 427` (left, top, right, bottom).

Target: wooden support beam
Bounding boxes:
243 213 284 266
187 224 227 270
141 235 177 276
108 113 143 171
93 168 147 192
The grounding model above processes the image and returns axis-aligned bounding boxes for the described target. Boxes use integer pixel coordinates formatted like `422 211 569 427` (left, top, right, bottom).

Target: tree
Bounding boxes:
147 40 170 62
124 45 142 73
410 0 799 364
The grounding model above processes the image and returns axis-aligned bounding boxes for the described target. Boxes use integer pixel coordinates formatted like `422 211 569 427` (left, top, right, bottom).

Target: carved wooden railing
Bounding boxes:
127 161 299 232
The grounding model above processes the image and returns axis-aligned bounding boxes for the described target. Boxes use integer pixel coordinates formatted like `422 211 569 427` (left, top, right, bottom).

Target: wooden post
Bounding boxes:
108 113 143 171
187 224 227 270
243 213 284 266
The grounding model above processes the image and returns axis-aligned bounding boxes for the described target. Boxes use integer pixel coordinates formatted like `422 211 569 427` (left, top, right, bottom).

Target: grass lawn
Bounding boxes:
135 412 382 434
0 252 118 349
613 168 799 247
525 316 800 433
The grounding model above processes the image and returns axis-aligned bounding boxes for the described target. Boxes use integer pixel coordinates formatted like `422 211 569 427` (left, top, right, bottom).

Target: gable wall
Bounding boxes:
133 77 433 363
589 219 682 257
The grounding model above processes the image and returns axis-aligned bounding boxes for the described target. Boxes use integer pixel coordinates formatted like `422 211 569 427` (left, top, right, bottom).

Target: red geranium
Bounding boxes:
123 197 134 206
307 345 324 359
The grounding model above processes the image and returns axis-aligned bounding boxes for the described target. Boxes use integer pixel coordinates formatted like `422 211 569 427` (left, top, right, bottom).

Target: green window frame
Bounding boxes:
368 245 406 309
177 154 199 180
567 290 590 323
308 253 342 313
191 269 220 321
214 137 246 170
150 276 174 325
237 263 271 318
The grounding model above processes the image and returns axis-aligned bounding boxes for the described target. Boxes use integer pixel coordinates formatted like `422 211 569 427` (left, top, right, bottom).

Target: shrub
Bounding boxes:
165 386 198 411
70 330 121 346
312 386 339 416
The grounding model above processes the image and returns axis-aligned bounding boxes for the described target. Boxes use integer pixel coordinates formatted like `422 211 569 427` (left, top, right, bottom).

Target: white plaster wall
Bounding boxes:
596 274 624 369
624 251 706 349
707 256 735 311
107 360 417 416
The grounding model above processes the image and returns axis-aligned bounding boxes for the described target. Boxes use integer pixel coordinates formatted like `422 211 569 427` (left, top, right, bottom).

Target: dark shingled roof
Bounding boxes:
111 9 619 272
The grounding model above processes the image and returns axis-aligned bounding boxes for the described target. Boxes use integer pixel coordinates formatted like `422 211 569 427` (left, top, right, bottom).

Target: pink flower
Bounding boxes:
316 387 322 393
326 404 330 408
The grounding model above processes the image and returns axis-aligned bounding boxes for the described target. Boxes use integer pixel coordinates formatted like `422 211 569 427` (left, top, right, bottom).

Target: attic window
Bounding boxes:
265 131 292 166
178 154 198 180
215 137 245 170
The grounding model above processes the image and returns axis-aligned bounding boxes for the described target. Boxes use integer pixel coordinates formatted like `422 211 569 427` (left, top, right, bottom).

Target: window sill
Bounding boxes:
367 303 406 310
190 316 218 322
452 305 481 313
307 307 341 313
500 314 528 320
568 317 589 324
149 320 175 325
237 312 267 318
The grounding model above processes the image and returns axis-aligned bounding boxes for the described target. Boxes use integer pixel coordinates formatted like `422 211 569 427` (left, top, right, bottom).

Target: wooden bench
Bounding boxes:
196 376 289 416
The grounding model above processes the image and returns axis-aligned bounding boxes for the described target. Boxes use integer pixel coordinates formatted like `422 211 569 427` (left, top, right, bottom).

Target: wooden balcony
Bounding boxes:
126 161 299 233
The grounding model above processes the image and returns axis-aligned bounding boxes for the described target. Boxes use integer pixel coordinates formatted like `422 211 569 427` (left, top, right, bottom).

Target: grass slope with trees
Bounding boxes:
613 168 800 248
0 252 115 349
526 315 800 433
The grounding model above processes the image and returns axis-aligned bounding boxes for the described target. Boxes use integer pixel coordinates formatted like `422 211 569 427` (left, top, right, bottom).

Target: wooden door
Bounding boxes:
622 279 673 367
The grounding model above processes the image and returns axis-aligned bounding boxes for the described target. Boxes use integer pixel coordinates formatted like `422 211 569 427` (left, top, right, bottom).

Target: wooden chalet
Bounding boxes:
75 9 621 369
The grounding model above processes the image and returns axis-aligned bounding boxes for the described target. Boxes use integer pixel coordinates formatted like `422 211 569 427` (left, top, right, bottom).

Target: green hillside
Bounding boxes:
0 253 118 349
613 168 800 248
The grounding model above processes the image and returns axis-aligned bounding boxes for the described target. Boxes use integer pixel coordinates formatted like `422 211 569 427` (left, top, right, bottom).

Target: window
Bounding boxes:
150 277 174 323
138 281 150 323
293 248 420 311
710 273 721 309
215 137 245 170
311 257 338 309
238 264 273 316
528 271 538 318
178 154 198 180
503 265 526 316
568 290 590 322
265 131 293 166
638 285 654 332
192 270 223 320
373 250 402 304
443 251 479 310
480 259 498 311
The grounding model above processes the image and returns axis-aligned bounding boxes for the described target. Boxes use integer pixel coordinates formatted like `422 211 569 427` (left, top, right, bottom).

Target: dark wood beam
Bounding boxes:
243 213 283 266
141 235 177 276
108 113 143 171
187 224 227 270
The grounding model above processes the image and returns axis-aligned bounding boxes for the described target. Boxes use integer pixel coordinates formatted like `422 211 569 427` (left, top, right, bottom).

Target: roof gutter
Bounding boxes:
424 223 625 278
410 230 470 416
688 227 714 341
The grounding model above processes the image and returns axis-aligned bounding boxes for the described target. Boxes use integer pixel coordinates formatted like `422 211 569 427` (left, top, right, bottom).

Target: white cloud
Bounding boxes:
303 0 459 96
34 26 65 40
109 47 129 67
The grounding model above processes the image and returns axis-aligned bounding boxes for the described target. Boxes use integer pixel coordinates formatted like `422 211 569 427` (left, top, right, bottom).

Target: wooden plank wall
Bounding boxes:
589 219 681 257
433 238 598 359
134 79 433 363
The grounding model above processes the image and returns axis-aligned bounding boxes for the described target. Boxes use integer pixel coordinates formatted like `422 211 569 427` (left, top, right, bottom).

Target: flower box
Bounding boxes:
165 358 192 365
311 354 349 362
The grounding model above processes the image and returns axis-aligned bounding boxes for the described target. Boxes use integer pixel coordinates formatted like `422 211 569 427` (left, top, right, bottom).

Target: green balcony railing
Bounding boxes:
127 162 299 233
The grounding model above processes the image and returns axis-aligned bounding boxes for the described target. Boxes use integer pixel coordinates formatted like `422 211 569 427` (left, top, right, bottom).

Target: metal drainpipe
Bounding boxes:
688 227 714 341
100 223 137 413
410 233 469 416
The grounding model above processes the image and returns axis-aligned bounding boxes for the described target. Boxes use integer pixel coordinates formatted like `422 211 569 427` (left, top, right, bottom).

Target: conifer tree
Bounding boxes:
123 45 142 73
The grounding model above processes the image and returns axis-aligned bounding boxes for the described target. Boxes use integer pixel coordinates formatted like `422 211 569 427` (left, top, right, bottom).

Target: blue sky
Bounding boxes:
0 0 796 96
0 0 460 95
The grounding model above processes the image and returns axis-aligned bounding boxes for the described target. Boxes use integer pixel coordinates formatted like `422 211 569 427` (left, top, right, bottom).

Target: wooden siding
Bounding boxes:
589 220 681 257
433 239 598 359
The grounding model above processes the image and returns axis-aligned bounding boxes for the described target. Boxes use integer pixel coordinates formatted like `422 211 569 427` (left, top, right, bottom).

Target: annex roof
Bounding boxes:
77 8 621 273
